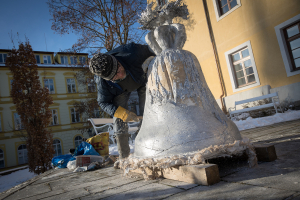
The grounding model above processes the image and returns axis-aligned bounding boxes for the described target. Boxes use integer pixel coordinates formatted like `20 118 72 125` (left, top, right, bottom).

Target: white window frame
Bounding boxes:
51 109 59 125
275 14 300 77
225 40 260 93
212 0 241 22
44 79 55 94
67 78 76 93
70 56 77 65
0 148 4 168
61 56 68 64
71 108 80 123
53 139 62 157
0 53 7 63
43 55 51 64
14 113 24 130
35 55 40 64
75 136 83 147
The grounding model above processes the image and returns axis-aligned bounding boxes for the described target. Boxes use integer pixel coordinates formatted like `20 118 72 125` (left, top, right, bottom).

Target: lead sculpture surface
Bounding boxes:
120 0 257 177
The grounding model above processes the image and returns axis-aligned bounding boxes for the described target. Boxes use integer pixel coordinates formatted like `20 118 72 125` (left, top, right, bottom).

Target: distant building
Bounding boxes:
151 0 300 109
0 50 103 168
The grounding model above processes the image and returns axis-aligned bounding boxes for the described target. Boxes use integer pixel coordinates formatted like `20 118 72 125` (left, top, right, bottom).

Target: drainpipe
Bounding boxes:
202 0 227 113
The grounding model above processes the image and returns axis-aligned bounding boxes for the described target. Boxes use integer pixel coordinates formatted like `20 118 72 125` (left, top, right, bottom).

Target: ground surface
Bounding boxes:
1 119 300 200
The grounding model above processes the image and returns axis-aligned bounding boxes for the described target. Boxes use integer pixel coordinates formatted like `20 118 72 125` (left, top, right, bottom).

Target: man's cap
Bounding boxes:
89 53 118 80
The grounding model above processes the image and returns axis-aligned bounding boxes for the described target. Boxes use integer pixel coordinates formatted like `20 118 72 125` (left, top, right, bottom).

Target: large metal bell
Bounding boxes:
134 24 242 158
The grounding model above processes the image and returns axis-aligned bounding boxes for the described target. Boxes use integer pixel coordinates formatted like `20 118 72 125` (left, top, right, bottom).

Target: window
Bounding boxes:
61 56 68 64
212 0 241 22
87 78 96 92
94 108 100 118
14 113 24 130
75 136 83 147
53 139 62 157
51 109 58 125
79 56 86 64
0 148 4 168
70 56 77 65
43 55 51 64
157 0 168 6
0 53 7 63
218 0 237 15
284 22 300 71
275 14 300 77
35 55 40 64
67 78 76 93
44 79 55 94
71 108 80 123
225 40 260 92
18 144 28 164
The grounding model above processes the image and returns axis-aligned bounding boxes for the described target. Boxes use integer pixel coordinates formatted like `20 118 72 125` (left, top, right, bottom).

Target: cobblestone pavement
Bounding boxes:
1 119 300 200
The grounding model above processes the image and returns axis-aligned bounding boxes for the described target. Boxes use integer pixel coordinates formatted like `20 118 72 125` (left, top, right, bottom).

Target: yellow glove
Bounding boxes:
114 106 139 122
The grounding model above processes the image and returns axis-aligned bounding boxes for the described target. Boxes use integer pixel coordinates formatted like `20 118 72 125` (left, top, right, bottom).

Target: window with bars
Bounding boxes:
71 108 80 123
0 148 4 168
61 56 68 64
43 55 51 64
231 48 256 87
0 53 7 63
70 56 77 65
284 22 300 71
51 109 58 125
53 139 62 157
67 78 76 93
75 136 83 147
35 55 40 64
44 79 55 94
218 0 238 15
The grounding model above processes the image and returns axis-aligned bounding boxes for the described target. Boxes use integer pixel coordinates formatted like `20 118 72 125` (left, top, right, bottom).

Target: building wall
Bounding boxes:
150 0 300 109
0 61 97 168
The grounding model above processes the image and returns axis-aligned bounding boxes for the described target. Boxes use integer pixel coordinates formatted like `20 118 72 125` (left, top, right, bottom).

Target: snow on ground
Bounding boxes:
0 168 36 193
1 110 299 193
109 142 135 155
233 110 300 131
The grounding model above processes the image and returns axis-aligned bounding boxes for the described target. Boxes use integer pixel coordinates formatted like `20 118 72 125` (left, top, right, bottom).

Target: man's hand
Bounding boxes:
114 106 139 122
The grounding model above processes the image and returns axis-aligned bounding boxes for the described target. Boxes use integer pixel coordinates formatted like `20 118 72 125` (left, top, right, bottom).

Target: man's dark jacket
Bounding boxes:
95 42 155 116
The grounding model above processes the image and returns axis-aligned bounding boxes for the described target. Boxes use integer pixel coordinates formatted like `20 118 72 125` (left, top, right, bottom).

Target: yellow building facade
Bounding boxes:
153 0 300 110
0 50 94 169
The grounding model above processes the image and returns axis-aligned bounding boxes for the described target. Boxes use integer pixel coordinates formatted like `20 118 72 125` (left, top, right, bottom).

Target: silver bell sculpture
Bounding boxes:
120 0 257 177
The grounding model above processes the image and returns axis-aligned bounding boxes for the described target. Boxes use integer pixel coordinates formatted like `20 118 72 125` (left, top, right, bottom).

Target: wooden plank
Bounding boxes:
254 144 277 162
131 164 220 186
90 118 113 125
230 103 274 114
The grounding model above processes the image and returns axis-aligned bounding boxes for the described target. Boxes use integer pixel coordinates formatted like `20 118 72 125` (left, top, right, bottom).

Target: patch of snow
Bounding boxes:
0 168 36 193
234 110 300 131
109 142 135 156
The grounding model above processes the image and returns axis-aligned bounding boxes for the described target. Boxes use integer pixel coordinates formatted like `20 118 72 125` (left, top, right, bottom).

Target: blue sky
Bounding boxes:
0 0 79 52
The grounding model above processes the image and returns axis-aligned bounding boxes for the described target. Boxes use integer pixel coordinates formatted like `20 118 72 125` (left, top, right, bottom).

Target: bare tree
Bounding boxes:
48 0 147 52
6 41 54 174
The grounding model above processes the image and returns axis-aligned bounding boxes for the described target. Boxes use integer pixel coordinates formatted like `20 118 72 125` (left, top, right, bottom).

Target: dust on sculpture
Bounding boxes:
120 0 257 178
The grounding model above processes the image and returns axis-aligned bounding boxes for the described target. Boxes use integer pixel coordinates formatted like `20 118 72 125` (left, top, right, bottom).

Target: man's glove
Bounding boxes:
114 106 139 122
